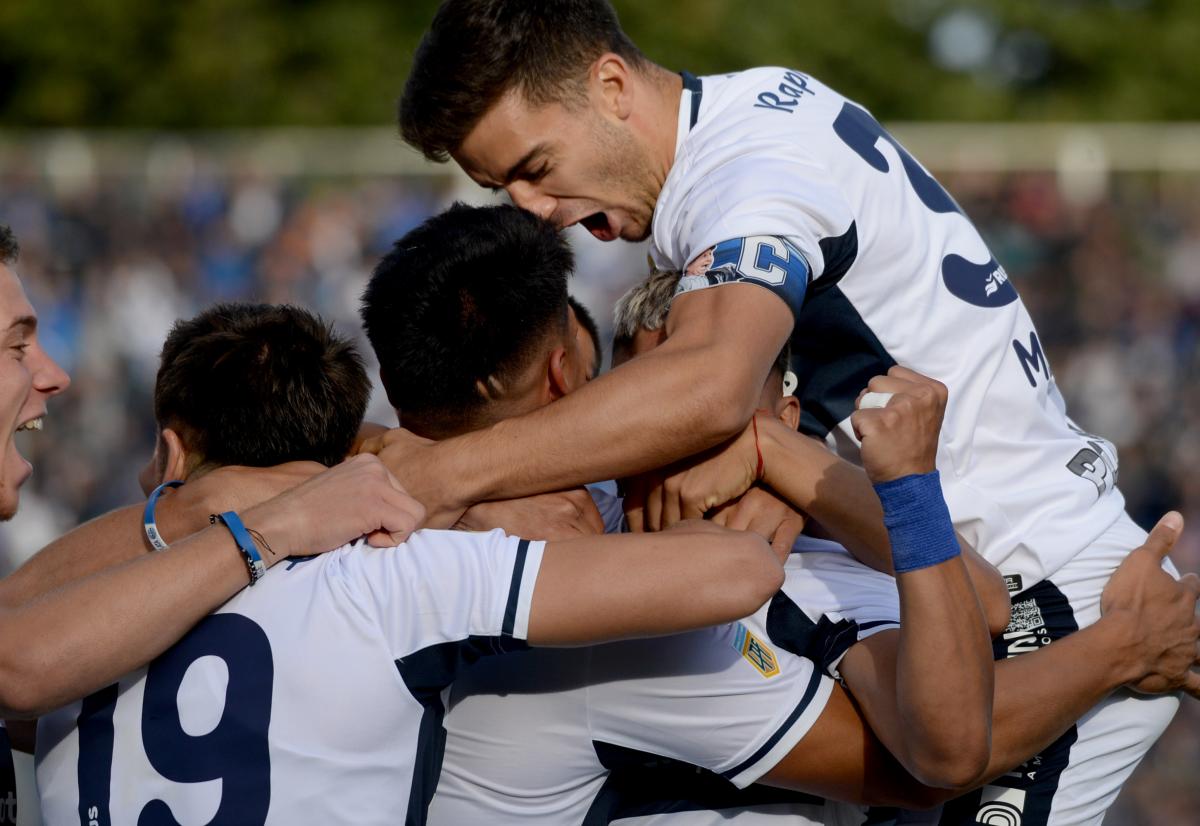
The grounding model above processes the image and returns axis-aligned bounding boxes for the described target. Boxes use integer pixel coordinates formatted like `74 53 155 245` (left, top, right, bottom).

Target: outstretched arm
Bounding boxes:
0 463 322 609
0 456 422 717
527 520 784 645
366 284 792 525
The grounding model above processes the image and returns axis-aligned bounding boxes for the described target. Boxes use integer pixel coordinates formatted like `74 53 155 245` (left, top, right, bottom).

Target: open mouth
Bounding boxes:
580 211 616 241
16 416 43 433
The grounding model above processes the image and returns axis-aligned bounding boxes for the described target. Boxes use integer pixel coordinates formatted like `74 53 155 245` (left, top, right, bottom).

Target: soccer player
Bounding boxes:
35 302 784 825
356 206 1200 824
390 3 1195 822
0 226 425 822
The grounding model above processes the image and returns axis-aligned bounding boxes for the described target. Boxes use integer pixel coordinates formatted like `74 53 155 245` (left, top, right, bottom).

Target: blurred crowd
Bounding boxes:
0 149 1197 823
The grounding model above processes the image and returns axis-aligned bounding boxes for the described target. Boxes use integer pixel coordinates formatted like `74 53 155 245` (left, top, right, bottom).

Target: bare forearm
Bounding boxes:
0 495 207 608
893 561 994 786
759 421 893 571
527 526 783 645
760 422 1011 629
0 526 248 717
983 617 1131 781
426 344 757 508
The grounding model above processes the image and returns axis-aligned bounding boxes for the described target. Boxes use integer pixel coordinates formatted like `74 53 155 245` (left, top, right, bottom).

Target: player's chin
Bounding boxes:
610 212 651 243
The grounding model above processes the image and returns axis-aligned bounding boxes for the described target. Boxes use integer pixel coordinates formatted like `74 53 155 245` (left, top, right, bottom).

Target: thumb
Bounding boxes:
1141 511 1183 560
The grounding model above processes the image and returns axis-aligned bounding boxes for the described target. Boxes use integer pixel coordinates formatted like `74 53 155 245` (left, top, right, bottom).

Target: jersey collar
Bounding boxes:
675 71 703 154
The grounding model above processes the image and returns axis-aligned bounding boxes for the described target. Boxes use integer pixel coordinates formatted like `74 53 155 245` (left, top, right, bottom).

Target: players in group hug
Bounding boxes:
2 2 1199 825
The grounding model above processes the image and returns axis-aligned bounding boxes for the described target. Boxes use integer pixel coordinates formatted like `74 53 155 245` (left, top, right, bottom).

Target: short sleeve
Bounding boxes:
344 529 546 660
669 148 857 286
776 544 901 679
586 614 835 789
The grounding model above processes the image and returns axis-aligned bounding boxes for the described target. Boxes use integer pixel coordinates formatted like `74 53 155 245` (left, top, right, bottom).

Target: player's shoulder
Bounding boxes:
695 66 845 136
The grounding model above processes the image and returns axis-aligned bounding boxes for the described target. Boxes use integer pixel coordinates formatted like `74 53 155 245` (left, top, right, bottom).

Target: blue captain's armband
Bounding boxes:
675 236 810 317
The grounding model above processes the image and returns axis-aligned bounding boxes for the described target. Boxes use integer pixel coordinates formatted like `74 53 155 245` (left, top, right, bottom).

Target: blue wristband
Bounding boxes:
143 480 184 551
212 511 268 586
873 471 960 574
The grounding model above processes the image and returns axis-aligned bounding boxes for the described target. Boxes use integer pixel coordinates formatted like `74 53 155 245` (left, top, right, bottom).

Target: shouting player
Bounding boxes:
358 205 1200 824
388 4 1194 822
34 301 784 824
0 225 426 821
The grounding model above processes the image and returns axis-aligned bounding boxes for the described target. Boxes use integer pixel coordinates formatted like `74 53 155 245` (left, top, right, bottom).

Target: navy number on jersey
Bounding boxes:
831 102 1019 309
678 236 810 317
77 613 273 825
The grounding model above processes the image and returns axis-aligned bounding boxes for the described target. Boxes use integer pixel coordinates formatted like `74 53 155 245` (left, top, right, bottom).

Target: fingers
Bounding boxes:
567 488 607 535
661 475 683 529
1183 670 1200 701
1181 572 1200 599
645 479 664 532
364 529 400 548
1141 511 1184 561
771 514 806 558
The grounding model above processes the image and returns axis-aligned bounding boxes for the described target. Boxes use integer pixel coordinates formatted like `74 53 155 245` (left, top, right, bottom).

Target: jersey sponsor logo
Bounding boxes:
1065 423 1119 499
943 255 1019 308
732 623 780 678
1012 331 1050 388
975 785 1026 825
753 69 816 113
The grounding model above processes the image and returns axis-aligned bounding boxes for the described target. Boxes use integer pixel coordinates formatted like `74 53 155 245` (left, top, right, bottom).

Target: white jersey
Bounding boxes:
652 68 1126 588
429 539 898 825
35 529 544 826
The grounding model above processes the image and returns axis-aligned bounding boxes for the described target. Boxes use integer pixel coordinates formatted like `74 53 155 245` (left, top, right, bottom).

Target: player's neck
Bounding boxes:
641 65 684 188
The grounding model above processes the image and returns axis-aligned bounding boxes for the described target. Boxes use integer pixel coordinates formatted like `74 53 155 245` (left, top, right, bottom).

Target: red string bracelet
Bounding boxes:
751 413 765 481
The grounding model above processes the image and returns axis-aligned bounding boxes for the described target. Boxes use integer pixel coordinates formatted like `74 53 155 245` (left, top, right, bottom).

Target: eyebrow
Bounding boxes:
501 143 550 186
5 315 36 333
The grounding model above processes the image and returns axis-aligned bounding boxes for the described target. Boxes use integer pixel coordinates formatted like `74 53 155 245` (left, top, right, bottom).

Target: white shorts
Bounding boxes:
904 512 1181 826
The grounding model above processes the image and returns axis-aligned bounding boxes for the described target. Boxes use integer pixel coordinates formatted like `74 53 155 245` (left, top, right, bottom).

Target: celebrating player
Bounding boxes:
0 227 421 720
34 301 784 824
389 3 1194 822
357 206 1200 824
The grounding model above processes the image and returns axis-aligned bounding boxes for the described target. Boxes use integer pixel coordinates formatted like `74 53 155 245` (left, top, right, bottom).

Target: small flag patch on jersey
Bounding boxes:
732 623 780 678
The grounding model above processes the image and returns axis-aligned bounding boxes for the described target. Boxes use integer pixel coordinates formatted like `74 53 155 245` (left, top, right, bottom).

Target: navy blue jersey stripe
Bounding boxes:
584 742 825 825
857 619 899 632
76 684 119 826
395 634 530 825
719 664 826 782
681 71 703 129
502 539 530 638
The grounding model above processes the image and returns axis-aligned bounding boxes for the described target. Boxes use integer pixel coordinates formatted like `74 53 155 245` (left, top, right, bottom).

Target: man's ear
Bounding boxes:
548 345 573 400
593 53 633 120
774 394 802 432
161 427 193 483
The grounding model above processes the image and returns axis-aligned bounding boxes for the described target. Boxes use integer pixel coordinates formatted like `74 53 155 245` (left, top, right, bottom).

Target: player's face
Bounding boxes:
454 90 660 243
0 264 70 520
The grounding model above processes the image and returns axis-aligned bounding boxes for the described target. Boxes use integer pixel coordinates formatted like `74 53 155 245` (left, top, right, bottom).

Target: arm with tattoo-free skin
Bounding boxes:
364 284 792 525
638 373 1012 633
0 456 422 718
0 463 322 609
763 511 1200 805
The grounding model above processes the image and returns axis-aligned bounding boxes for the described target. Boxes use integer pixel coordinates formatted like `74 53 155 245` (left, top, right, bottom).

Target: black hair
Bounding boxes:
568 295 602 377
154 303 369 468
0 225 18 265
399 0 646 162
360 203 574 436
